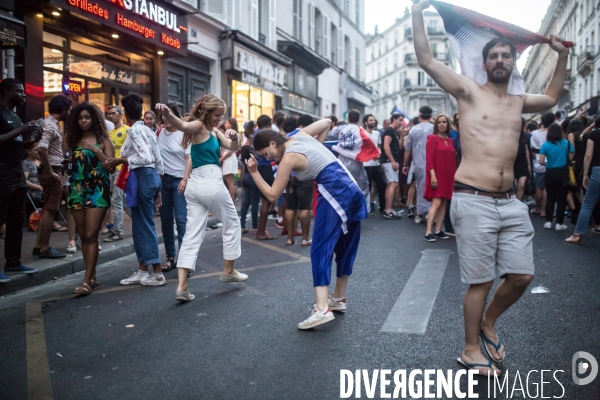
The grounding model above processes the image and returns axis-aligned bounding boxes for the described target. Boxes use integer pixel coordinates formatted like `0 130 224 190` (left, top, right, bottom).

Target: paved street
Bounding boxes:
1 212 599 399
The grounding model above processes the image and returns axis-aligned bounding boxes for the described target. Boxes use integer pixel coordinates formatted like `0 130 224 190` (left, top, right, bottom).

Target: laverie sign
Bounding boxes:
234 44 287 95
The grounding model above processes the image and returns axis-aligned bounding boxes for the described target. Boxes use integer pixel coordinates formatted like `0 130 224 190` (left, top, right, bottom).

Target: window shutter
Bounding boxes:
226 0 233 27
269 0 277 49
337 29 344 68
323 15 330 59
349 39 354 76
308 3 315 50
206 0 225 23
250 0 259 40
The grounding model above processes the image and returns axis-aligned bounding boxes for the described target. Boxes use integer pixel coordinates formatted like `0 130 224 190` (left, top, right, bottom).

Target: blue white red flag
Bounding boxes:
332 124 380 163
430 0 572 95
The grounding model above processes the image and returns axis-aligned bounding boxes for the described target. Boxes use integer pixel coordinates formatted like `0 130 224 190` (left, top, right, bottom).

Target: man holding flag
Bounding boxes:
411 0 569 376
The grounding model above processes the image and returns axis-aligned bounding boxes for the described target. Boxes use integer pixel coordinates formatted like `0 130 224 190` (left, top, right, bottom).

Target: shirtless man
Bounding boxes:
412 0 569 375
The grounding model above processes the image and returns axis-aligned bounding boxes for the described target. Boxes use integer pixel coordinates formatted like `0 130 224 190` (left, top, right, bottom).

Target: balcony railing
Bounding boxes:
403 79 413 87
405 28 413 40
427 27 445 36
405 53 418 64
577 46 595 77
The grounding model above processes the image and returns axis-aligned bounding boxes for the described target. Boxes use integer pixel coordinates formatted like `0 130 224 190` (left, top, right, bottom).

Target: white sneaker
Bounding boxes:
120 271 145 285
220 271 248 282
141 273 166 286
543 222 552 229
415 215 423 224
66 244 77 253
555 223 568 231
328 295 347 311
298 307 335 330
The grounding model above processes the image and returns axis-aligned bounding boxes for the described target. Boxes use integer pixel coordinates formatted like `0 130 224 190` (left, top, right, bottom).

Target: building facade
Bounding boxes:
523 0 600 119
365 9 457 124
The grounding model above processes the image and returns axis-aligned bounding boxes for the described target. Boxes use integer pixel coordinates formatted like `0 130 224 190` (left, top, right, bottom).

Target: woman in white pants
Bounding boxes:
156 95 245 302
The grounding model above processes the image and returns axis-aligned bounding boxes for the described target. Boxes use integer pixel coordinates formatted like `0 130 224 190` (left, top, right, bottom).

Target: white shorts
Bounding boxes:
381 162 399 183
221 153 238 176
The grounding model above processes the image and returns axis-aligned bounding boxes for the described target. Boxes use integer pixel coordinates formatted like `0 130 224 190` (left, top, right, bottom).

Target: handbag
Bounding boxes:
116 164 129 190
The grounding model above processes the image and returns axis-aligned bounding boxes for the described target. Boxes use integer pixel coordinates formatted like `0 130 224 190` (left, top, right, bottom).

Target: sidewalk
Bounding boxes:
0 212 220 297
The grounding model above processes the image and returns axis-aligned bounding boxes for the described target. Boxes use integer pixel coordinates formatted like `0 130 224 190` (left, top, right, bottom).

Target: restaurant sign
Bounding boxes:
233 44 287 95
53 0 187 54
0 11 26 49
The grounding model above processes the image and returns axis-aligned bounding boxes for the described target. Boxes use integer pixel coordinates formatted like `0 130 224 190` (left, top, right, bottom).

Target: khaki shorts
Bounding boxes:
39 168 64 212
450 193 534 284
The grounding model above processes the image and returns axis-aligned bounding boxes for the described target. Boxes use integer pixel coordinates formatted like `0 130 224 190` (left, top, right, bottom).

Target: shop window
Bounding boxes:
43 31 67 48
231 80 274 127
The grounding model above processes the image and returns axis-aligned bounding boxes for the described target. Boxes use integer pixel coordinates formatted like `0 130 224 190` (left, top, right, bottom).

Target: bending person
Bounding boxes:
246 119 367 329
156 95 244 303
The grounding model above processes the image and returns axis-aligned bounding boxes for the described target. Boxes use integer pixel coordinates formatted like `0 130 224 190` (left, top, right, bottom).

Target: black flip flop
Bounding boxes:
162 257 177 272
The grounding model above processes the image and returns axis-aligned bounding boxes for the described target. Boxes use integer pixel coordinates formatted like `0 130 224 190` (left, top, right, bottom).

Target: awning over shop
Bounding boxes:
0 10 26 49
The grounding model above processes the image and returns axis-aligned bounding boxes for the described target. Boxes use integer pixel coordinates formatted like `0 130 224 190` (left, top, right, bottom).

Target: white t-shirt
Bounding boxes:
363 129 381 167
530 129 547 173
157 129 190 178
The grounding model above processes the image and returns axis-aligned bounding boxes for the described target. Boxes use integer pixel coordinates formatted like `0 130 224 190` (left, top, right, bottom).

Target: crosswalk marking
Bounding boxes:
380 249 451 334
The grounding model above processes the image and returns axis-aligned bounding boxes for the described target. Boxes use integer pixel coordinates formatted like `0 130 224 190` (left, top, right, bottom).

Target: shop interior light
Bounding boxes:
36 13 43 18
111 34 119 39
51 49 61 53
157 51 164 55
52 11 60 16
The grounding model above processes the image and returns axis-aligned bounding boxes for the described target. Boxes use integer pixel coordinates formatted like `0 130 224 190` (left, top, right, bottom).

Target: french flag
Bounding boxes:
332 125 380 163
430 0 572 95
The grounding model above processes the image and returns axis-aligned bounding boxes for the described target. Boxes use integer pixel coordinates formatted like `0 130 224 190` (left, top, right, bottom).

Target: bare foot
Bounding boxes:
564 234 582 244
460 349 502 376
481 320 505 362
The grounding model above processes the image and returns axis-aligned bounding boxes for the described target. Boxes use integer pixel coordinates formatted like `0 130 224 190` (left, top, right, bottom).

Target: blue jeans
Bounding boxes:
159 174 187 257
240 173 260 229
130 167 161 266
575 166 600 235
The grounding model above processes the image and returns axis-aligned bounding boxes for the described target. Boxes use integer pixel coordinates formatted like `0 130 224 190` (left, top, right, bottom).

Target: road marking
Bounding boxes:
242 237 306 259
380 249 451 334
37 258 310 303
26 301 53 400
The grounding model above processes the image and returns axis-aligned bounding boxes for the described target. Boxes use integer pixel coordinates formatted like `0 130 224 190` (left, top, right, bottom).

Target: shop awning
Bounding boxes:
0 10 26 49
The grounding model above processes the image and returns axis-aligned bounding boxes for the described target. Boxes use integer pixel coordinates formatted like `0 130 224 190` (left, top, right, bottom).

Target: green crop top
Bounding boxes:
191 133 222 169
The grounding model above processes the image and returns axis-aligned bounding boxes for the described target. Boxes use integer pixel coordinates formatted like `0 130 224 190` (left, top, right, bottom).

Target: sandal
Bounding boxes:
286 239 295 245
73 282 93 295
241 228 249 234
301 239 312 246
564 234 582 245
162 256 177 272
90 278 100 288
52 226 68 232
257 233 278 240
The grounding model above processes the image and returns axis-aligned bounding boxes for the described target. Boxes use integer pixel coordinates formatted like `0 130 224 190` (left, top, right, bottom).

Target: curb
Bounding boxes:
0 215 221 297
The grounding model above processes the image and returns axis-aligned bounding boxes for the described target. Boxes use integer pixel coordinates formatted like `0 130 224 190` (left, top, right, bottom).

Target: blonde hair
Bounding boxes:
433 114 452 136
182 94 227 148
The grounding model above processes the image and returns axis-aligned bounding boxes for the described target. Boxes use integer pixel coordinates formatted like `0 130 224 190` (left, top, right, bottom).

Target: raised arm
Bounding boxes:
412 0 470 99
523 35 569 113
156 103 203 135
246 154 294 203
215 128 240 152
300 119 331 143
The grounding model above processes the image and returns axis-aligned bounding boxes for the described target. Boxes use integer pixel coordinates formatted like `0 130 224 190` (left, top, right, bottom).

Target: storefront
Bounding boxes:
16 0 187 119
220 30 290 127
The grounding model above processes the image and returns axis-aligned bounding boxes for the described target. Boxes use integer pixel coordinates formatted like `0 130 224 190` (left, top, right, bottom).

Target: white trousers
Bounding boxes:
177 165 241 270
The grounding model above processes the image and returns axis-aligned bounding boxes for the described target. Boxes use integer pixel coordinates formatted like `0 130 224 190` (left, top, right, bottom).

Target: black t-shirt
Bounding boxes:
0 104 24 166
381 126 400 163
589 129 600 169
241 145 252 174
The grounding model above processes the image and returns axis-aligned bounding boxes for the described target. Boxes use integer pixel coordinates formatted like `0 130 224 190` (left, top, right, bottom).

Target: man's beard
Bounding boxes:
368 123 377 129
487 67 511 84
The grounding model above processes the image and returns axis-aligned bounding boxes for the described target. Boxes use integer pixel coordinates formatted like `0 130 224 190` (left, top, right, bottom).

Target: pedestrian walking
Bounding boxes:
156 104 190 272
105 95 165 288
363 114 386 215
539 124 574 230
0 78 42 283
65 102 115 294
530 113 556 217
104 105 130 242
412 0 568 375
402 106 433 224
565 116 600 244
423 114 457 242
380 114 405 219
240 121 260 234
156 95 245 303
247 119 367 330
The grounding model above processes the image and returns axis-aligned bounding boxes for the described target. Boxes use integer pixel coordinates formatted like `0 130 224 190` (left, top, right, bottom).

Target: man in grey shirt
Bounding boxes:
403 106 433 223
